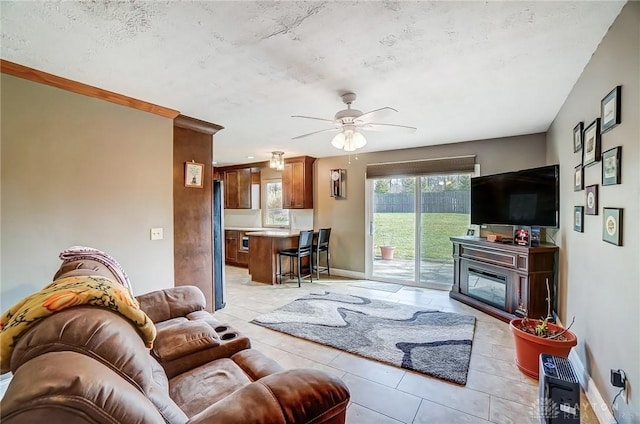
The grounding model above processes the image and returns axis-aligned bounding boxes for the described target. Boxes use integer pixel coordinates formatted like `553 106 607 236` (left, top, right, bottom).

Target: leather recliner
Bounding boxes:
0 261 350 423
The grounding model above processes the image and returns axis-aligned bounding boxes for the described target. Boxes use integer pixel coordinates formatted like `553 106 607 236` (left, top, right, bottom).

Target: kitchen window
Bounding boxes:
264 180 289 227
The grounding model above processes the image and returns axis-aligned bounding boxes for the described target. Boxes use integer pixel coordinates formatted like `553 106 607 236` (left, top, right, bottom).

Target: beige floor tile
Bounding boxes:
413 399 491 424
329 351 406 388
469 352 521 382
397 371 490 420
342 373 422 423
466 369 538 406
489 396 538 424
346 403 404 424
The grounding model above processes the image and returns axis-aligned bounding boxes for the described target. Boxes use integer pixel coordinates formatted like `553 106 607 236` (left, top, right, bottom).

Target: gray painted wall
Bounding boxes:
1 75 175 310
314 133 547 272
547 3 639 421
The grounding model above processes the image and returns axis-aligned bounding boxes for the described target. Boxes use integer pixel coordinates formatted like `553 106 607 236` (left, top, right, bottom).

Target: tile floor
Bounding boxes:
214 266 599 424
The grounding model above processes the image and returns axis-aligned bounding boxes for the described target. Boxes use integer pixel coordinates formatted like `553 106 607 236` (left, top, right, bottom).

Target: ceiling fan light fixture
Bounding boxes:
331 133 345 149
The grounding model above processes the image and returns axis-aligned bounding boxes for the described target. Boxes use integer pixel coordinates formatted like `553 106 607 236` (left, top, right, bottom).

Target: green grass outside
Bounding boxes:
374 213 469 262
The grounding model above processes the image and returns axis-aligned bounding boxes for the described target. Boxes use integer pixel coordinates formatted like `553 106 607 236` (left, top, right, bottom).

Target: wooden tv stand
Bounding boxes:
450 236 558 323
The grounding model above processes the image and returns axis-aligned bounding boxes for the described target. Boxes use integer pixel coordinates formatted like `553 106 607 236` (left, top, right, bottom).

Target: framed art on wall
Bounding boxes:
574 206 584 233
583 118 601 167
601 85 621 133
585 184 598 215
573 122 583 153
602 146 621 186
574 165 583 191
185 161 204 188
602 207 623 246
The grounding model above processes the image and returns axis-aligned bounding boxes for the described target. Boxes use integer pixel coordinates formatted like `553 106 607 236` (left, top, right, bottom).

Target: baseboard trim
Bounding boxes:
569 350 615 423
328 268 365 280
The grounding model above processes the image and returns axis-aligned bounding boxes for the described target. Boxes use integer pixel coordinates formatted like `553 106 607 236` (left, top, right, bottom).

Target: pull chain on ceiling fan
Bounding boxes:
291 92 417 153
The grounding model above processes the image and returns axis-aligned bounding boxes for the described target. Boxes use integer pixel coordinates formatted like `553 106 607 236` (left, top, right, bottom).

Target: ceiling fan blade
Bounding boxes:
360 123 417 133
291 115 335 123
292 127 340 140
356 107 398 123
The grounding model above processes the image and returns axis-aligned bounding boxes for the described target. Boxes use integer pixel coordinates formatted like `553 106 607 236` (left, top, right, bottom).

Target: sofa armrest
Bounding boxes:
136 286 206 323
186 369 349 424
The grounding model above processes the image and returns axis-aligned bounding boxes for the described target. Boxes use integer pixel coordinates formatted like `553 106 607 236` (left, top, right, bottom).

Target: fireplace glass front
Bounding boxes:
465 267 507 310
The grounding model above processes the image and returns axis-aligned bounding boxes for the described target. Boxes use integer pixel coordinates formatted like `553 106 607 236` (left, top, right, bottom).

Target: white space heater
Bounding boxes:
538 353 580 424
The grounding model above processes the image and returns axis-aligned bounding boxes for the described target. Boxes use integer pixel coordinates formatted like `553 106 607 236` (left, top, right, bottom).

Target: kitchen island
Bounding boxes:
246 230 306 284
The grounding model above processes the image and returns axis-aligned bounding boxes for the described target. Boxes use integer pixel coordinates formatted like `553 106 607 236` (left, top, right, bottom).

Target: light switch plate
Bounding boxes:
150 227 163 240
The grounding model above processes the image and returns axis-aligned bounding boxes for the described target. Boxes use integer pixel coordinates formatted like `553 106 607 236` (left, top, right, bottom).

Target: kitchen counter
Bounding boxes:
225 227 270 232
245 230 303 238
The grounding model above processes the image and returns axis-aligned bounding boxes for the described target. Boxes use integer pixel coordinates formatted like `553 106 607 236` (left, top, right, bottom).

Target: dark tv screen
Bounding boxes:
471 165 559 227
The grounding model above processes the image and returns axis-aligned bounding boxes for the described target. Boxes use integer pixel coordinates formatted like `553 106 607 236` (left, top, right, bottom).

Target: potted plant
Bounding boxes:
509 280 577 379
379 236 395 260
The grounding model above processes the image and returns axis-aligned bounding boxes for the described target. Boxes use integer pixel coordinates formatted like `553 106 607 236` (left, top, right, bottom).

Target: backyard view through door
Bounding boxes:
370 173 471 289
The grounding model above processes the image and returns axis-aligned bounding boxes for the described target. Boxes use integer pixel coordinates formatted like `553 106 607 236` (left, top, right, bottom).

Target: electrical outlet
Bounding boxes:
150 227 163 241
611 369 626 388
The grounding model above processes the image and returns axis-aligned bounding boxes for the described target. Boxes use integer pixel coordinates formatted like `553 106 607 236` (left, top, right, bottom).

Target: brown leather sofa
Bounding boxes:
1 262 350 423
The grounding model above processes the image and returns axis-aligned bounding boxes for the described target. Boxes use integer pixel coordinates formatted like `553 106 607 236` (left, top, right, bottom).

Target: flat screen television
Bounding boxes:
471 164 560 228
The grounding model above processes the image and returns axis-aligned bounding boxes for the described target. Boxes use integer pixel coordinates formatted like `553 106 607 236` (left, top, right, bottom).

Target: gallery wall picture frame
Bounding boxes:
601 85 622 134
602 207 623 246
574 206 584 233
602 146 622 186
583 118 601 167
573 122 583 153
185 161 204 188
585 184 598 215
574 165 583 191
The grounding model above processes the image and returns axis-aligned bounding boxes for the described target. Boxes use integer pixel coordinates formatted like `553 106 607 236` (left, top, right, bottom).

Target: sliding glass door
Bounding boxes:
369 173 472 289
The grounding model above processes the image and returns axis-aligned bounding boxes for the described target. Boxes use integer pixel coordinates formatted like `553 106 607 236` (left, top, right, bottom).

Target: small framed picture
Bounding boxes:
602 146 621 186
583 118 601 167
601 86 621 134
574 165 583 191
530 227 541 247
574 206 584 233
513 226 531 246
573 122 583 153
585 185 598 215
466 228 475 236
185 161 204 188
603 207 623 246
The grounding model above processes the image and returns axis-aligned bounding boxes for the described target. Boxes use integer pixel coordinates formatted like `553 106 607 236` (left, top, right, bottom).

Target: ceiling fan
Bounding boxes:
291 92 417 151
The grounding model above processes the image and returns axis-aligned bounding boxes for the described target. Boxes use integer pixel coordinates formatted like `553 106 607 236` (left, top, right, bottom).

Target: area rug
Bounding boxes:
251 291 476 384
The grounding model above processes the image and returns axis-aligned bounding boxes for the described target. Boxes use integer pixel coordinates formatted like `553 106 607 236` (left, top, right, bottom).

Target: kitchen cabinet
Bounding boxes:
282 156 315 209
223 168 251 209
224 230 249 267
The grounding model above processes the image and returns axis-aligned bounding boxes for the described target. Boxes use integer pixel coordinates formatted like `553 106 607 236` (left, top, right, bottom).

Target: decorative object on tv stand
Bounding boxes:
185 161 204 188
585 185 598 215
330 169 346 198
269 151 285 171
530 227 541 247
602 207 623 246
574 164 583 192
510 279 577 379
291 92 416 153
582 118 601 167
601 85 622 134
513 226 531 246
602 146 622 186
574 206 584 233
573 121 583 153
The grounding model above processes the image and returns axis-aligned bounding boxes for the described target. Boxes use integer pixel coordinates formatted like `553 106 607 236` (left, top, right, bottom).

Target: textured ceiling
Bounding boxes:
0 1 625 166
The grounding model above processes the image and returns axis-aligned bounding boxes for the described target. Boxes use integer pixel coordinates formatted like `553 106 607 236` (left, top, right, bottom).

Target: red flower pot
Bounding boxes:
509 318 578 379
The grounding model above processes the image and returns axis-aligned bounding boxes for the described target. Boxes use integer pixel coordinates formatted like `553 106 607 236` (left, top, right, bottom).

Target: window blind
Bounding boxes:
366 155 476 179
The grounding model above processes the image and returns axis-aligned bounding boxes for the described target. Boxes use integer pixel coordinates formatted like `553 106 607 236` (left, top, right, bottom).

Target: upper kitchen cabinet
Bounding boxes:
282 156 315 209
223 168 251 209
218 165 261 209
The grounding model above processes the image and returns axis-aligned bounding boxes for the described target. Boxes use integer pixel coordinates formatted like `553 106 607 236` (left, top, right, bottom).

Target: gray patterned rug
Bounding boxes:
251 291 476 385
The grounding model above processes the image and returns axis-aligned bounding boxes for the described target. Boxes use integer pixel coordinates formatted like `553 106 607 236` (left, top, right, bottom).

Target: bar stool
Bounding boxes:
313 228 331 279
277 230 314 287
